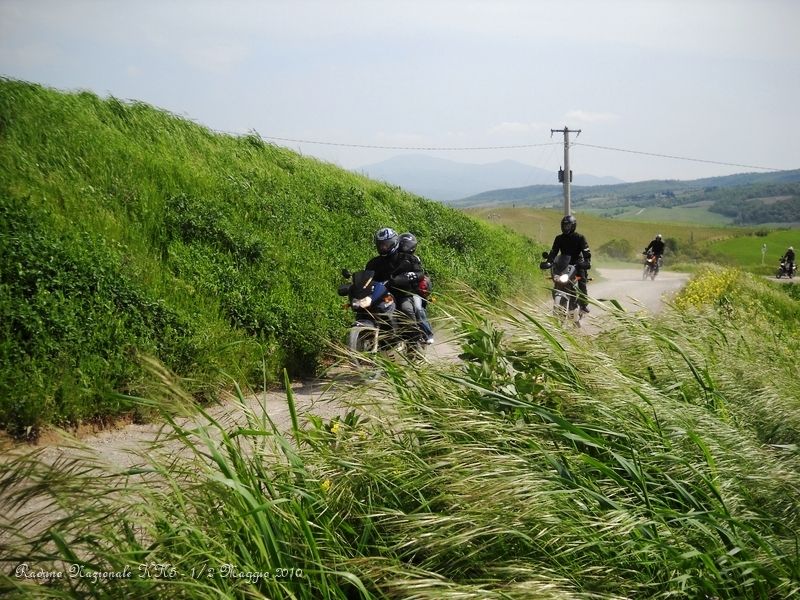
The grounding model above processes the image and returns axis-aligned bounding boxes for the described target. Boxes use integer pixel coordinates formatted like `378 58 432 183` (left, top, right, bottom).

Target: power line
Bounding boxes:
258 133 788 172
260 135 560 151
572 142 782 172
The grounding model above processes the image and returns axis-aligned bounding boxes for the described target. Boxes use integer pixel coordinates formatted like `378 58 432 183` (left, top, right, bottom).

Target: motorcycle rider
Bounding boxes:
397 232 435 344
783 246 796 276
644 234 666 267
545 214 592 313
364 227 424 339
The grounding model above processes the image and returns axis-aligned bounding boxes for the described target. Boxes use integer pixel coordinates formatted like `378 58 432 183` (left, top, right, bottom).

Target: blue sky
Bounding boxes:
1 0 798 182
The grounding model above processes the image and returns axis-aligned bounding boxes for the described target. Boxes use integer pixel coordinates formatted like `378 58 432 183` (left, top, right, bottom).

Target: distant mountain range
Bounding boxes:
354 154 623 202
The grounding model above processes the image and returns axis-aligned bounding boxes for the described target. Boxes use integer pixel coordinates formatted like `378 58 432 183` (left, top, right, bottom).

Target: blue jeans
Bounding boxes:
412 295 434 338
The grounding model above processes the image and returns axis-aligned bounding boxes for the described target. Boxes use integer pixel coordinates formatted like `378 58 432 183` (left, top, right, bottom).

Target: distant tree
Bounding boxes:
664 237 679 254
598 238 634 260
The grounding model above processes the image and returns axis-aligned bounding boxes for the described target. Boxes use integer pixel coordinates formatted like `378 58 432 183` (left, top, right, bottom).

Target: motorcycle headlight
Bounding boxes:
558 274 569 283
352 296 372 309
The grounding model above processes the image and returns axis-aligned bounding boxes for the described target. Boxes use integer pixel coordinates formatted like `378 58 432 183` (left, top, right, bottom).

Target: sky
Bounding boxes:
1 0 798 182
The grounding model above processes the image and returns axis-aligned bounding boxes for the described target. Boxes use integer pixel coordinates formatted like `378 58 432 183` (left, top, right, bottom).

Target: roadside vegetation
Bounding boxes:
2 269 798 598
0 78 542 437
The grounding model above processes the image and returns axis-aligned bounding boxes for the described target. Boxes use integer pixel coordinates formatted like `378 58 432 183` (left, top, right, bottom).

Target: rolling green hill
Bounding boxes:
454 169 800 226
707 229 799 273
0 78 543 436
467 206 800 273
466 207 746 263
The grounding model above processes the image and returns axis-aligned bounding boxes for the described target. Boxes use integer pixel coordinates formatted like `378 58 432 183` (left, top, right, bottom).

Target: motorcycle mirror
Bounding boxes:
341 269 351 279
541 251 549 259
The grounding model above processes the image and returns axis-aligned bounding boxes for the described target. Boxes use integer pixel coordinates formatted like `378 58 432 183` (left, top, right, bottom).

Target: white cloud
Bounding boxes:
564 110 620 124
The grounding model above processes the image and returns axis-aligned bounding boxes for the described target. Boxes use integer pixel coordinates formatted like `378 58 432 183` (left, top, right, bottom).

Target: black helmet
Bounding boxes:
374 227 399 256
398 232 418 253
560 214 577 235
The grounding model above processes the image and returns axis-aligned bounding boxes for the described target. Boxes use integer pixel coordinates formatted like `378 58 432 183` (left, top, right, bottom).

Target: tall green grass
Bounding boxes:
2 272 798 598
0 78 542 436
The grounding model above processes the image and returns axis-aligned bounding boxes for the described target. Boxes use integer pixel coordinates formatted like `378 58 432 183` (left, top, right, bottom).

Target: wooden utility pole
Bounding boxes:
551 127 581 215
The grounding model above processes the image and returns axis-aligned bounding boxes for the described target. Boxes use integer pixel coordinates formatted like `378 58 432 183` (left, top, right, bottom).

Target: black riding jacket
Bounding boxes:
645 239 666 255
364 252 424 296
784 249 795 263
547 232 591 267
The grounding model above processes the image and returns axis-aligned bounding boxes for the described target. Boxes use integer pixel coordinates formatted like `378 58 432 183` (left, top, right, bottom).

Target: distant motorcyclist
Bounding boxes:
364 227 423 337
544 215 592 313
644 234 666 266
783 246 796 275
397 232 434 344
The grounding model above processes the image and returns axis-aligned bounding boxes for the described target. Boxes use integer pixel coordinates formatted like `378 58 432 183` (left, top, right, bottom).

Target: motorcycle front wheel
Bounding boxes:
348 327 378 352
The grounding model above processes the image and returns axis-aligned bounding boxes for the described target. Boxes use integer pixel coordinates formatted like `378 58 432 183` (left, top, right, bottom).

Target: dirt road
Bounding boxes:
589 267 689 314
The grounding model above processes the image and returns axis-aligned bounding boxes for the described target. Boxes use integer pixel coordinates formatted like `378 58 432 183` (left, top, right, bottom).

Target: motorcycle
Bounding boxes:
642 250 659 280
337 269 425 362
776 259 796 279
539 253 585 327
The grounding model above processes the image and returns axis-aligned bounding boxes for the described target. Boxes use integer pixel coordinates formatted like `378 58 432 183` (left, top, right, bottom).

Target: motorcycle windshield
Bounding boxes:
350 270 375 299
552 254 571 275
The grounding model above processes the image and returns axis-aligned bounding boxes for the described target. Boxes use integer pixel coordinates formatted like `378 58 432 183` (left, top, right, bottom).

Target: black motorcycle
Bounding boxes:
776 259 796 279
337 269 425 361
540 253 585 327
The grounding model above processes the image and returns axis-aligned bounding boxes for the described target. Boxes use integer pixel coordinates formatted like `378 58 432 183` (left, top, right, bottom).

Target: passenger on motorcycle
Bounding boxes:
365 227 424 339
397 233 434 344
546 215 592 313
783 246 796 274
644 234 665 266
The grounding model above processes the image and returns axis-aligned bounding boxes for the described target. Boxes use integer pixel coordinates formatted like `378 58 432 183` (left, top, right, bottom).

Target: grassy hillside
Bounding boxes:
3 270 799 598
582 204 735 226
0 78 542 436
707 229 799 275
